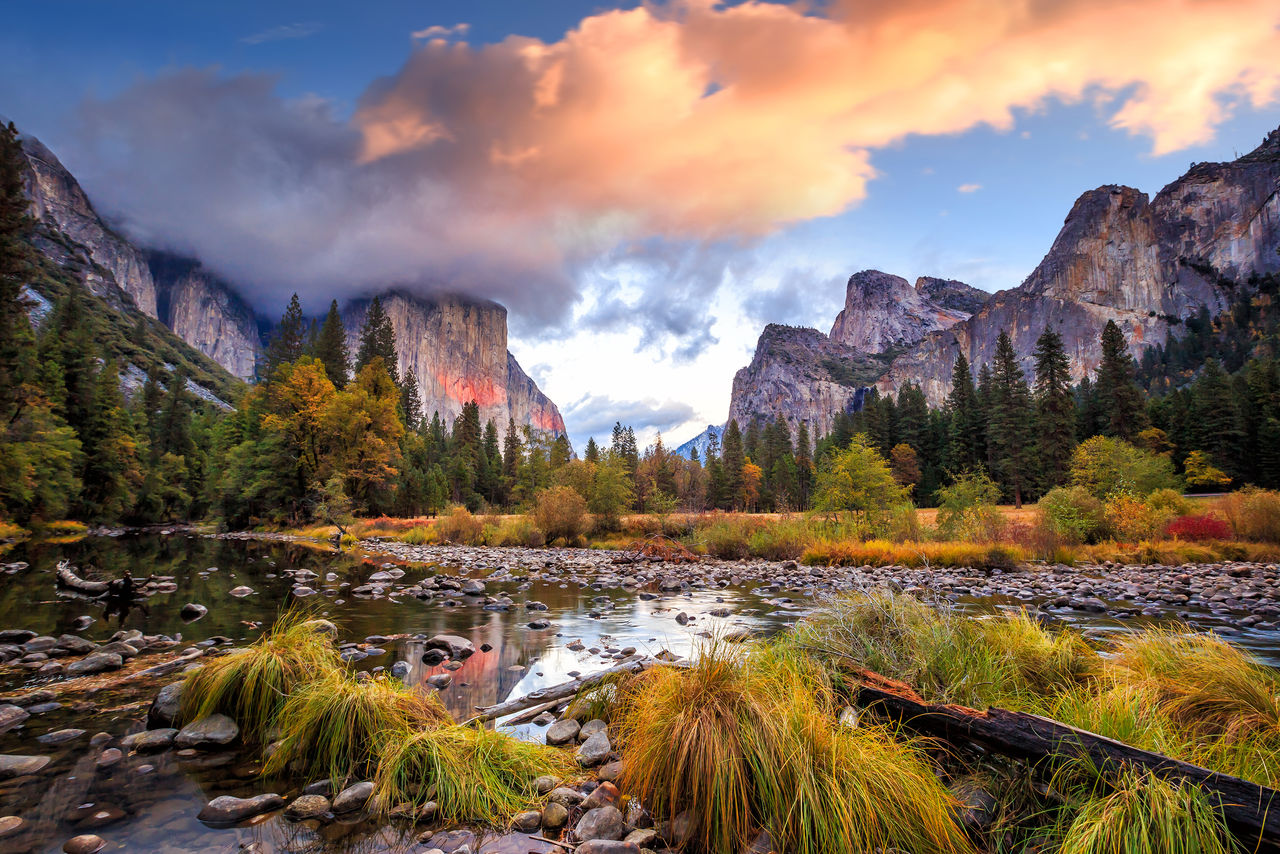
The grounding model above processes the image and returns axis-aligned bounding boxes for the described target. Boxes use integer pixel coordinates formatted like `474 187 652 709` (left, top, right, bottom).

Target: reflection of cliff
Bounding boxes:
403 613 558 722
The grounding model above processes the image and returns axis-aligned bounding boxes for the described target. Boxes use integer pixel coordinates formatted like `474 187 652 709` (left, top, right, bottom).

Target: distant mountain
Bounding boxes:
728 123 1280 430
673 424 724 460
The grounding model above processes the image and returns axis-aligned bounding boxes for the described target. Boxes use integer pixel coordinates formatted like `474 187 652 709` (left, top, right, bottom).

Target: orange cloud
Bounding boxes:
354 0 1280 240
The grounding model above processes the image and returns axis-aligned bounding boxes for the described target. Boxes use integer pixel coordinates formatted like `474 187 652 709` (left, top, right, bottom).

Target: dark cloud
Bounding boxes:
563 393 697 444
741 268 846 330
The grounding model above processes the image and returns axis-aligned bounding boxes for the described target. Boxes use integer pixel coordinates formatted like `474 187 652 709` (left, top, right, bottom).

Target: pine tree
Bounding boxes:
157 368 195 461
79 360 142 520
0 122 36 421
584 437 600 463
720 419 745 510
795 422 813 508
355 296 399 384
947 352 981 472
312 299 350 389
264 293 305 378
1033 328 1076 488
502 417 522 486
400 369 422 432
987 331 1035 507
482 419 504 504
1096 320 1147 441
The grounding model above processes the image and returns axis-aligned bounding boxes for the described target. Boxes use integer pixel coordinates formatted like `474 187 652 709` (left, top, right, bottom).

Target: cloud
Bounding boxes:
741 268 845 329
563 393 697 441
240 22 322 45
65 0 1280 324
957 183 982 193
412 23 470 40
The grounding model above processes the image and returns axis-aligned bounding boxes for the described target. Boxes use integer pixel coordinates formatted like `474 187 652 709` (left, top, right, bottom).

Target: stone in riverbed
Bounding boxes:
179 603 207 622
546 787 584 807
541 801 569 829
56 635 97 655
332 781 375 813
96 748 122 769
0 704 29 734
175 714 239 749
284 794 331 820
545 719 579 745
576 731 612 767
228 586 254 597
62 834 106 854
582 781 621 810
597 759 624 782
423 634 475 660
575 805 625 841
197 793 284 825
129 728 177 753
37 728 85 746
65 652 123 677
0 815 25 838
577 842 640 854
148 681 185 728
426 673 452 689
511 810 541 832
0 754 50 779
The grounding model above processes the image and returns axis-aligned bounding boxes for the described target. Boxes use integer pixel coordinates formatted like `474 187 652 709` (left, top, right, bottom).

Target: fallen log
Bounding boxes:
464 656 680 726
852 676 1280 849
54 560 109 596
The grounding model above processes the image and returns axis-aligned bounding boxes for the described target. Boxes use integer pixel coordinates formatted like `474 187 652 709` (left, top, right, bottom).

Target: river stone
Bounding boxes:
0 704 29 733
545 719 579 745
148 681 185 728
575 805 625 841
511 810 541 832
131 728 177 753
23 636 57 653
576 731 612 767
37 728 85 745
198 793 284 825
56 635 97 655
96 748 122 768
94 642 138 659
578 719 608 741
625 828 658 848
65 652 123 677
0 754 50 778
176 714 240 749
62 834 106 854
582 781 621 810
0 630 35 643
302 619 338 636
534 775 559 795
68 803 125 829
597 759 624 782
179 603 207 622
332 781 375 813
546 786 584 806
541 801 569 829
426 673 452 689
577 842 639 854
390 660 411 678
460 579 485 595
228 586 254 597
423 635 474 659
0 815 24 838
284 794 331 820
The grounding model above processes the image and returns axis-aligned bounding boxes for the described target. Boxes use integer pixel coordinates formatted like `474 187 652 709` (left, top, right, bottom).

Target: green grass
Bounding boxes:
611 639 975 854
1059 771 1234 854
179 612 343 741
264 671 452 784
373 724 574 824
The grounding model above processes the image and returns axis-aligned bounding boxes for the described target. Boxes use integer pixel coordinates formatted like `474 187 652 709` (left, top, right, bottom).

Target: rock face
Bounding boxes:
829 271 987 353
879 128 1280 405
727 325 885 437
343 292 566 440
19 136 157 317
674 424 725 461
149 254 261 381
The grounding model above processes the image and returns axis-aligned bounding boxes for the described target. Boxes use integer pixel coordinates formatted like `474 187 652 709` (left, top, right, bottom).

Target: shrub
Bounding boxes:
1220 488 1280 543
1070 435 1180 498
935 471 1003 541
533 485 588 543
1103 492 1169 542
437 505 485 545
487 516 546 547
699 517 758 560
1165 514 1231 542
745 519 812 561
1147 488 1192 517
399 525 438 545
1183 450 1232 491
1036 487 1107 544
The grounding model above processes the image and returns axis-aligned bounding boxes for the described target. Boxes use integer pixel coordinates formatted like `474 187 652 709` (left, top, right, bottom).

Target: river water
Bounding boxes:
0 532 1276 853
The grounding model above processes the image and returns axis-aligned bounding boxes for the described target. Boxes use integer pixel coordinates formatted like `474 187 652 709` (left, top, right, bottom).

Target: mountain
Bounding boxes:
15 127 567 439
342 292 566 439
878 127 1280 405
674 424 724 461
729 124 1280 430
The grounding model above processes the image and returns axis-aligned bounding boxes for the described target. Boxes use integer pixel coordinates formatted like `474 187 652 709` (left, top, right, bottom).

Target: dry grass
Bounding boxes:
1058 770 1233 854
801 539 1029 569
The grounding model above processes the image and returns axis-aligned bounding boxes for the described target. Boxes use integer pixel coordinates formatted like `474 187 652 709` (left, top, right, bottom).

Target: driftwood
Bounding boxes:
124 647 205 680
502 697 570 727
464 656 674 726
55 560 109 596
852 674 1280 849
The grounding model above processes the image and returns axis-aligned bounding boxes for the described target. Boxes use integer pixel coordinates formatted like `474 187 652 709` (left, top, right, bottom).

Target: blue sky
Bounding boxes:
3 1 1279 451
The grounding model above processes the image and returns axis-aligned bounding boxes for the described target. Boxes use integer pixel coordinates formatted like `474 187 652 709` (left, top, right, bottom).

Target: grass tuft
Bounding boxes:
1059 771 1234 854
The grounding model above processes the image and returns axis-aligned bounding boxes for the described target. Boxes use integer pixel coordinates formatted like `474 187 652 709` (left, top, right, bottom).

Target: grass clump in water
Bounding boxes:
374 724 573 824
612 639 975 854
264 671 452 784
180 612 343 741
1059 770 1234 854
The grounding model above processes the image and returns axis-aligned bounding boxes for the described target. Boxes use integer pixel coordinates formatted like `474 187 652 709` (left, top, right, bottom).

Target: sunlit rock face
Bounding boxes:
19 135 158 318
342 291 566 439
879 128 1280 405
830 270 987 354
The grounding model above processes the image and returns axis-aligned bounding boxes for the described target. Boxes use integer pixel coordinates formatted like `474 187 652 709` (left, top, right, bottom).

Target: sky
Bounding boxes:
3 0 1280 452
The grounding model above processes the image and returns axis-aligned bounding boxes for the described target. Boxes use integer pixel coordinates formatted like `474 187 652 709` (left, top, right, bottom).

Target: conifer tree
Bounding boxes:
264 293 305 378
720 419 745 510
502 417 522 486
313 299 350 388
584 436 600 463
0 122 35 421
1095 320 1147 440
355 296 399 384
79 360 142 520
947 353 981 472
400 369 422 432
987 331 1035 507
1033 328 1076 488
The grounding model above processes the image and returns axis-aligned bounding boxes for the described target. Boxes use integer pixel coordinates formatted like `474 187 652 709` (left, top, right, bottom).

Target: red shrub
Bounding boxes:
1165 514 1231 542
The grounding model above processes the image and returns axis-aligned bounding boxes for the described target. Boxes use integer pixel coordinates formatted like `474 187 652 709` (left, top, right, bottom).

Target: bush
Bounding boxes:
700 517 757 560
935 471 1003 541
533 485 588 544
1147 488 1192 517
1037 486 1107 544
1070 435 1180 498
437 505 485 545
1165 514 1231 542
487 516 546 547
1103 493 1170 542
1220 488 1280 543
746 519 813 561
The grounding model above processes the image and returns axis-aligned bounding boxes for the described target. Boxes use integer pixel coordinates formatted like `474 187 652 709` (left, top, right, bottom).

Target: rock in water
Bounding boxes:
575 805 625 841
0 754 50 779
65 652 123 677
423 634 475 660
179 603 207 622
147 681 185 728
284 794 331 820
332 781 375 813
175 714 239 749
197 794 284 825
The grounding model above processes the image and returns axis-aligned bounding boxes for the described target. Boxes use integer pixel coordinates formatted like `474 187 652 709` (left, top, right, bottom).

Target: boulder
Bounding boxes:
576 731 613 767
56 635 97 655
541 801 569 829
575 805 625 841
175 714 239 749
284 794 331 820
197 793 284 825
332 781 375 813
179 603 208 622
423 635 475 660
147 681 185 728
65 652 123 678
545 719 580 746
511 810 542 832
62 835 106 854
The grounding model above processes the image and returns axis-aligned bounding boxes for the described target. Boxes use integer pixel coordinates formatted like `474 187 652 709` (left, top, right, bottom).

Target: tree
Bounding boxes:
1182 450 1231 491
264 293 306 378
78 360 143 520
988 331 1035 507
1096 320 1147 441
355 296 398 384
812 434 909 532
720 420 745 509
400 369 423 432
0 122 36 422
312 299 350 388
889 443 921 491
584 437 600 463
1069 435 1179 498
589 452 634 531
1033 328 1077 488
323 358 405 513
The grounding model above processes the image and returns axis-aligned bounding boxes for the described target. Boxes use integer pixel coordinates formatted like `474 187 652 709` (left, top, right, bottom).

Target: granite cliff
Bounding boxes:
343 292 566 439
149 254 261 382
830 270 988 353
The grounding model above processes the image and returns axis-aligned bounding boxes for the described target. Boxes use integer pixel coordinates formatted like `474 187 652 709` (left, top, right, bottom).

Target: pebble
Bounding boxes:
62 834 106 854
